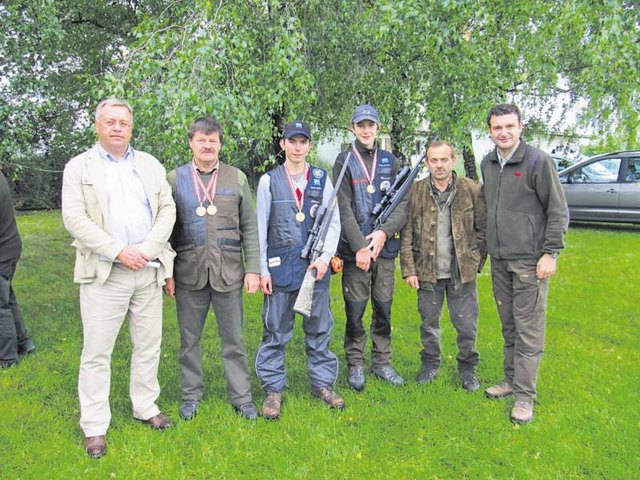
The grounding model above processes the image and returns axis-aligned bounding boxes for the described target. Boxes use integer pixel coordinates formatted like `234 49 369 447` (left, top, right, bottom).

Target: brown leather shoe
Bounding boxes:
262 392 282 420
311 386 345 410
139 413 173 430
84 435 107 459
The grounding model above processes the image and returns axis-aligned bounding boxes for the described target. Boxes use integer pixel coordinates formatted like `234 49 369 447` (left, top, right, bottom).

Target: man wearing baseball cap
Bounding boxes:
333 105 409 391
255 120 344 419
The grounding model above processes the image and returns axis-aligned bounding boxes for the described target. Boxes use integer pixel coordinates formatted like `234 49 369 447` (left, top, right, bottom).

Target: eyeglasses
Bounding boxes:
102 119 131 129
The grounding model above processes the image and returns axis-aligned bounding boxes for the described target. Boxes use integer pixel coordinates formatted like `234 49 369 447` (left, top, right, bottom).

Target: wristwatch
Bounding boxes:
547 251 560 259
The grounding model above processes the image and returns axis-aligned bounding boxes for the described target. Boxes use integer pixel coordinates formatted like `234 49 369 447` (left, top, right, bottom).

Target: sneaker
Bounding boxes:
510 399 534 424
371 365 405 386
416 366 439 384
234 402 259 420
460 371 480 392
262 392 282 420
348 366 365 391
485 379 514 399
18 340 36 356
311 386 345 410
179 399 199 420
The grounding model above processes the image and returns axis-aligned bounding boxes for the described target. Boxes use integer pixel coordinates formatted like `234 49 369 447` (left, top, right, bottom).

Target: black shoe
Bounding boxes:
416 366 439 384
18 340 35 356
234 402 259 420
460 371 480 392
179 400 199 420
348 366 365 391
371 365 405 386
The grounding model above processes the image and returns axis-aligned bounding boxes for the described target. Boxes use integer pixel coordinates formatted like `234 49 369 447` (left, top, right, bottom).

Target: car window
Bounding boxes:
562 158 621 184
624 158 640 183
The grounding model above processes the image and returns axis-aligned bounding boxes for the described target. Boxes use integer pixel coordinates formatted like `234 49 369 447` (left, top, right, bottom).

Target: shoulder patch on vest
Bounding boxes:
312 168 325 179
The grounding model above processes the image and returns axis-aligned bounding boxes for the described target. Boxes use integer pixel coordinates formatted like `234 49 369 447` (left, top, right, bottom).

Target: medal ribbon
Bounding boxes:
284 163 309 214
191 162 219 207
351 145 378 189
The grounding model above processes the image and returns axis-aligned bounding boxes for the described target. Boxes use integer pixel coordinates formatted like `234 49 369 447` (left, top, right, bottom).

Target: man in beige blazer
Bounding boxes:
62 98 176 459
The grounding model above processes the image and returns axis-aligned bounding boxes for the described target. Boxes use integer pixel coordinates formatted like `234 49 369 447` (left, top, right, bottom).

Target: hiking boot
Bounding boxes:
311 386 345 410
262 392 282 420
510 399 534 424
416 366 439 384
460 371 480 392
179 400 199 420
371 365 405 386
348 366 365 391
234 402 259 420
485 379 513 399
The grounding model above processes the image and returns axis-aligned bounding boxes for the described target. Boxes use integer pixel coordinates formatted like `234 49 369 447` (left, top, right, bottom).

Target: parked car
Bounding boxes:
558 151 640 224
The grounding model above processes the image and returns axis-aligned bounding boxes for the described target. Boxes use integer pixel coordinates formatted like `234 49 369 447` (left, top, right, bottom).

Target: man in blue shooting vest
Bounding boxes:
166 117 260 421
255 120 344 420
333 105 409 391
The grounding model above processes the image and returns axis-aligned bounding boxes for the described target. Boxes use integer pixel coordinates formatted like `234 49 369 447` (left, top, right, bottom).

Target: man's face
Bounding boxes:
488 113 523 153
189 131 221 169
280 135 312 164
95 105 132 154
352 120 379 148
427 144 455 183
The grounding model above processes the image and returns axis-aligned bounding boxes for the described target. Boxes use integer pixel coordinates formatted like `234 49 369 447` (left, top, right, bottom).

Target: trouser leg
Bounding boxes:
416 280 446 369
255 291 295 393
78 266 133 436
210 288 252 406
446 280 479 372
302 288 339 388
370 257 395 367
175 286 211 401
510 259 548 401
342 261 370 367
127 267 163 421
491 259 516 383
0 261 19 365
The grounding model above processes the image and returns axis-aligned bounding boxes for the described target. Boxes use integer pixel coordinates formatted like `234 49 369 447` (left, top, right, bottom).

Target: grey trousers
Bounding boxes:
255 287 338 393
417 279 479 372
341 257 396 368
176 285 252 406
0 259 31 366
490 258 548 402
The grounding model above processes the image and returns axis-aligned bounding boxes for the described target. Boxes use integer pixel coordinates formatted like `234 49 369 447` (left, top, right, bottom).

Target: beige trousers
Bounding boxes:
78 265 163 436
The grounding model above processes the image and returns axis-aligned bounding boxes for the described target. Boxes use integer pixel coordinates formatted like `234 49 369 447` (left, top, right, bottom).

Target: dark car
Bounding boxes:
558 151 640 224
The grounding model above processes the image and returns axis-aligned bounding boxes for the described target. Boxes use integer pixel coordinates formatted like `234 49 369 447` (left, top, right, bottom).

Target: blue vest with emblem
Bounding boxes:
266 164 329 292
338 146 401 259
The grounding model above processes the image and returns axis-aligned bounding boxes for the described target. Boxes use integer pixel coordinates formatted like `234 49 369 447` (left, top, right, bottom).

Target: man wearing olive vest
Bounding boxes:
165 117 260 421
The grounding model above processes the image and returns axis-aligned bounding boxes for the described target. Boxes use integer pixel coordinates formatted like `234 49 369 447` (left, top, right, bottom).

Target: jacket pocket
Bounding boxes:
174 244 198 286
219 238 244 287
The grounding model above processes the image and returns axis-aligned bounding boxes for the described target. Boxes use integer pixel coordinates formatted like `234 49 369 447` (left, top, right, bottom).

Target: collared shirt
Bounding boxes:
498 140 520 169
97 144 152 246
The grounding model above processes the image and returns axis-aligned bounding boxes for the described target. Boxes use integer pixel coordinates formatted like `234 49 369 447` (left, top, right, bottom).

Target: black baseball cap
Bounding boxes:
283 121 312 139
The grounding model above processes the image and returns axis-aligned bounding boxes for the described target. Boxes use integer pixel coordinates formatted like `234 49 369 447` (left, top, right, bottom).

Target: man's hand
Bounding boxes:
365 230 388 260
355 246 373 271
117 245 149 271
536 253 557 280
244 273 260 294
164 277 176 297
309 259 328 281
260 275 273 295
404 275 420 289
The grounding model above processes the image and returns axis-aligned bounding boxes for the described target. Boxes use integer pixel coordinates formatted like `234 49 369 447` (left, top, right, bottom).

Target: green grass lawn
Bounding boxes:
1 212 639 479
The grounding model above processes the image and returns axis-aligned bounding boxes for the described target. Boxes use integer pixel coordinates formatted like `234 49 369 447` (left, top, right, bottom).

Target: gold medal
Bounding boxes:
367 184 376 194
207 205 217 216
196 206 207 217
295 211 306 222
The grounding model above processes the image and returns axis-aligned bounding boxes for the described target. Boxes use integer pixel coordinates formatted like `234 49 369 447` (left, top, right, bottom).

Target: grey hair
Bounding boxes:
95 98 133 122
